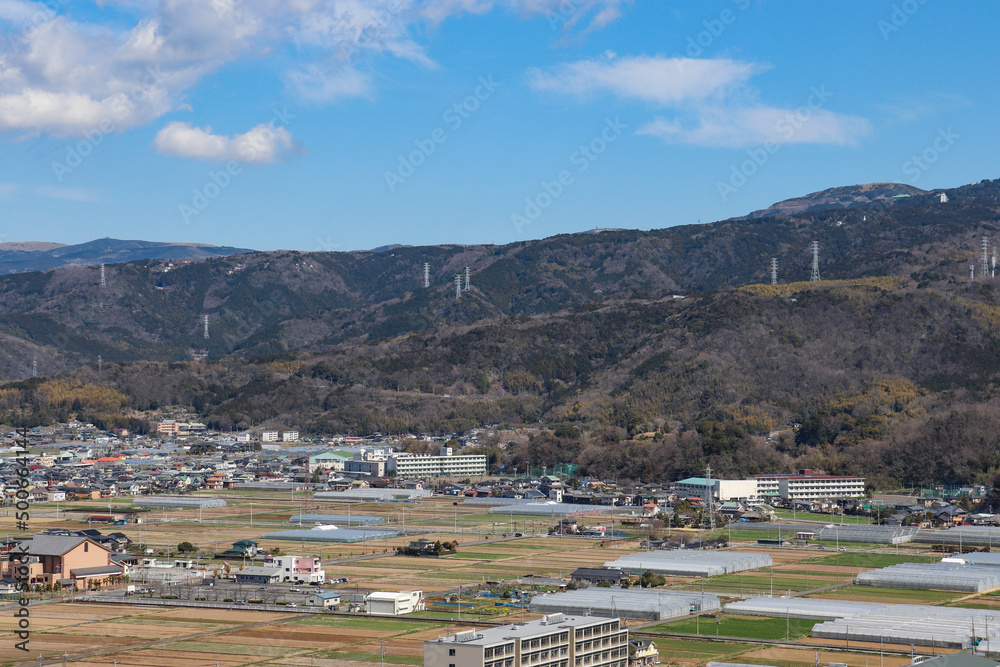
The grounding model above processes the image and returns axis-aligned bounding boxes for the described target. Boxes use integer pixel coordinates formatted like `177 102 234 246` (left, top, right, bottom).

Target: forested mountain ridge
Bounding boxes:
1 178 999 381
4 178 1000 488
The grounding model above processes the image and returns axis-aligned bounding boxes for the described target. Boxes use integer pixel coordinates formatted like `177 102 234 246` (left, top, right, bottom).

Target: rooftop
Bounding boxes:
428 614 618 646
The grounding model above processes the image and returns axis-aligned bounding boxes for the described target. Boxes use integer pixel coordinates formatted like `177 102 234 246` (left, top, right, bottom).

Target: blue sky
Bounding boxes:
0 1 994 251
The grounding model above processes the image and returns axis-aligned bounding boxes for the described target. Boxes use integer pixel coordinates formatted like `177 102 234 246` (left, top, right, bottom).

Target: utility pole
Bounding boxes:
810 241 821 282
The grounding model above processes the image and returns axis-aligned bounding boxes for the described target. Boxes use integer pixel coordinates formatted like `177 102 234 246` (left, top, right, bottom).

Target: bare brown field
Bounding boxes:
738 646 929 667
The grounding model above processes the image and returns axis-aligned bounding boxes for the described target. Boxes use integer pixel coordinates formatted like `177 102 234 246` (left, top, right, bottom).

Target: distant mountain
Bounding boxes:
744 182 929 218
0 242 66 252
368 244 411 253
4 177 1000 488
0 238 251 275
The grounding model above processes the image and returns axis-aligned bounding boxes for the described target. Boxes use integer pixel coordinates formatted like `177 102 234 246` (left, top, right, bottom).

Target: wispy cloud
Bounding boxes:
530 54 871 149
154 121 300 164
876 92 972 123
638 106 872 148
35 185 100 202
0 182 18 198
529 55 759 105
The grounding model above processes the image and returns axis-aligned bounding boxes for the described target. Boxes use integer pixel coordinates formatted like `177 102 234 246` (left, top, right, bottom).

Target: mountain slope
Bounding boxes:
744 182 930 218
0 178 997 382
0 237 251 275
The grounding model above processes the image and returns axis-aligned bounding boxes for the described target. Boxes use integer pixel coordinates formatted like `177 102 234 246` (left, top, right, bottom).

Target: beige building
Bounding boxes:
425 613 628 667
752 469 864 501
390 448 488 478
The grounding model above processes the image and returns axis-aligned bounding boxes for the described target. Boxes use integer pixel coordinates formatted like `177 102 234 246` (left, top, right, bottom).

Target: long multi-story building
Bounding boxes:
674 477 758 502
425 613 628 667
751 469 864 501
389 447 487 479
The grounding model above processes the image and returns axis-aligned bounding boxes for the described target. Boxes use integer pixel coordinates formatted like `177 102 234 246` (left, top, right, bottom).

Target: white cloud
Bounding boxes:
153 121 299 164
0 182 18 198
531 54 872 149
34 185 100 202
875 92 972 123
529 55 759 105
638 106 872 148
0 0 634 138
422 0 630 34
285 64 373 104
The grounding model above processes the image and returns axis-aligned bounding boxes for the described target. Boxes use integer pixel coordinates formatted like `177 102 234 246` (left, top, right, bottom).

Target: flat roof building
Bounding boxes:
425 613 628 667
674 478 758 502
389 448 488 479
752 470 864 500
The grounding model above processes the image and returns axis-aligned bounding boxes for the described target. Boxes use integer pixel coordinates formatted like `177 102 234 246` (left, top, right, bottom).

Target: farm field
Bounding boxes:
0 491 971 666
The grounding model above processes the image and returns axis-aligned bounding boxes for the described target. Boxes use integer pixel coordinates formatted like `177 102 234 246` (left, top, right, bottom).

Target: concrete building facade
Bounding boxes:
752 470 864 500
674 478 758 502
390 449 488 478
425 613 628 667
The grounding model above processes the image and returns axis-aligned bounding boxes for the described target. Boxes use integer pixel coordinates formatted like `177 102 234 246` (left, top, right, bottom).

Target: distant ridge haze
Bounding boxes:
0 237 252 275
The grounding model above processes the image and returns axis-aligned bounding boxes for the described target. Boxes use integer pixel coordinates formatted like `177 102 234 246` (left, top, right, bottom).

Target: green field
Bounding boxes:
636 638 755 661
679 573 842 595
447 551 518 561
318 650 423 664
651 614 818 641
805 553 939 567
773 510 874 524
807 585 960 603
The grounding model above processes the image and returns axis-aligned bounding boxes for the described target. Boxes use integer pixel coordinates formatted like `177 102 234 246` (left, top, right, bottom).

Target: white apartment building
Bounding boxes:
261 431 280 443
425 613 628 667
751 469 865 501
389 447 488 478
282 431 299 442
674 477 759 502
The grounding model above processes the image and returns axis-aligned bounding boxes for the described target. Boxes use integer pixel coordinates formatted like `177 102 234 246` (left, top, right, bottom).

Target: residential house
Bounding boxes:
4 534 121 589
628 638 659 666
